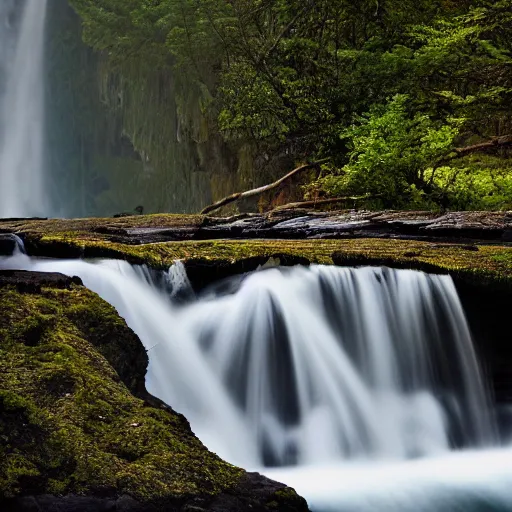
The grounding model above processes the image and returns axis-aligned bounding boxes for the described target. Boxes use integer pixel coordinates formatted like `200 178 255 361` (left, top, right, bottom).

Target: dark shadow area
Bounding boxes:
455 279 512 406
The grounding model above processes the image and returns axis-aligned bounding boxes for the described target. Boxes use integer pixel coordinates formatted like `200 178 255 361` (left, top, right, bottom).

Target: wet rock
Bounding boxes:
3 495 154 511
3 476 309 512
0 234 17 255
0 270 82 292
185 254 310 292
2 210 512 246
455 278 512 406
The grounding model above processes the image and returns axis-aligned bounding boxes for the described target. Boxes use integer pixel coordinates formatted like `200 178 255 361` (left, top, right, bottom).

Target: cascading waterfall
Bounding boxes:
0 0 48 218
1 248 511 511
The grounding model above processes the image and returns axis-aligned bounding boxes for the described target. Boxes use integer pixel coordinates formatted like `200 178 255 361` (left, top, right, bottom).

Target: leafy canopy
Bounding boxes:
70 0 512 209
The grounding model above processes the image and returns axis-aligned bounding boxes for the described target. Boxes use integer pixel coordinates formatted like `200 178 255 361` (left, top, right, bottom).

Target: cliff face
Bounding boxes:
45 0 146 218
45 0 294 218
0 270 308 511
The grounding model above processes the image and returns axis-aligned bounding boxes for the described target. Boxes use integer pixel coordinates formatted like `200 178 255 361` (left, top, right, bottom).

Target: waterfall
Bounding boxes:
0 254 497 461
2 251 511 511
0 0 48 218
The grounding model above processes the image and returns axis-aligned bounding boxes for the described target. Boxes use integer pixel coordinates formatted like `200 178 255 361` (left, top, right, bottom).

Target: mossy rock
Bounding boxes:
1 213 511 288
0 279 308 511
21 236 512 290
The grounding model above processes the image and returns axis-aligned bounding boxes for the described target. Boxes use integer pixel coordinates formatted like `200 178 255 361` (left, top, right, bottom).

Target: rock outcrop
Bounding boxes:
1 212 511 289
2 210 512 247
0 275 308 512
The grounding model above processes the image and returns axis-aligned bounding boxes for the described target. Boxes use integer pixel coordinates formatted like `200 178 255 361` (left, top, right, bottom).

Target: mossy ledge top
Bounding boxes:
0 272 308 511
1 211 511 288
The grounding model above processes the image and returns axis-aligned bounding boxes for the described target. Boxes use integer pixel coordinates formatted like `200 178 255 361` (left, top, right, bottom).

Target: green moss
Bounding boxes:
0 213 204 235
0 285 243 501
267 487 309 511
27 237 512 285
2 213 511 284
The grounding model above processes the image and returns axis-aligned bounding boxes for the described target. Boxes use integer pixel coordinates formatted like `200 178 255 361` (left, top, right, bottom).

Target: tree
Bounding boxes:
69 0 512 210
310 95 461 206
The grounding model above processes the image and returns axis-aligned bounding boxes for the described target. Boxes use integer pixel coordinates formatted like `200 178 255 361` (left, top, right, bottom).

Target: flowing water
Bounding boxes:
1 248 511 510
0 0 48 218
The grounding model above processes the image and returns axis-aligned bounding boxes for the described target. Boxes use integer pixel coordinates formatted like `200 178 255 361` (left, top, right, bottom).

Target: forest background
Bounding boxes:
59 0 512 213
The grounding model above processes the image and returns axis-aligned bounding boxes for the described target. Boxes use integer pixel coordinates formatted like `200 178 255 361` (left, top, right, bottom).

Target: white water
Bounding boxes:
267 447 512 511
0 0 48 218
1 251 511 511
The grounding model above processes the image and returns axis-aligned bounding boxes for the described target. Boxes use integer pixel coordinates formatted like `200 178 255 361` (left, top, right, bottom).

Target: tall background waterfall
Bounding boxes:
0 0 48 218
0 0 289 218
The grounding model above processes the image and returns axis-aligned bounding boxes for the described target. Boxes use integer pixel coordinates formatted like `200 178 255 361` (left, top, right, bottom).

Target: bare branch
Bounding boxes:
200 159 330 215
453 134 512 157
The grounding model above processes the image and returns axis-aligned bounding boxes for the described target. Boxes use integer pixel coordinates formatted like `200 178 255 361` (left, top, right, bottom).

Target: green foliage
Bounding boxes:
69 0 512 210
426 156 512 210
218 62 293 140
313 95 461 205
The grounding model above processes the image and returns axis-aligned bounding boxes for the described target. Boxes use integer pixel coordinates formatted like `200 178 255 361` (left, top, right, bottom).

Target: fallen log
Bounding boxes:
200 159 329 215
269 195 377 212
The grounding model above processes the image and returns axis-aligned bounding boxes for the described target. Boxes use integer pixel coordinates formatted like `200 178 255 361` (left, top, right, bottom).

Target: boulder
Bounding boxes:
0 275 308 512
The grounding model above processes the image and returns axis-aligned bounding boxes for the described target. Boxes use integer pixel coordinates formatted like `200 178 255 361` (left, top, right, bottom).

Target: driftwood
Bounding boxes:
270 195 377 212
200 160 329 215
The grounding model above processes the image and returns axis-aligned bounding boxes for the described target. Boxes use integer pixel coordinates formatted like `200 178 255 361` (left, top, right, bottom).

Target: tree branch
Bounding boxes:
434 134 512 167
258 6 311 66
200 159 330 215
453 134 512 157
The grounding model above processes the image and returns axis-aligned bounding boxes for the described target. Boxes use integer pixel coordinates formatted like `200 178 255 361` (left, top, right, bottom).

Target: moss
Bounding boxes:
267 488 309 511
0 284 244 502
0 214 204 236
21 237 512 286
